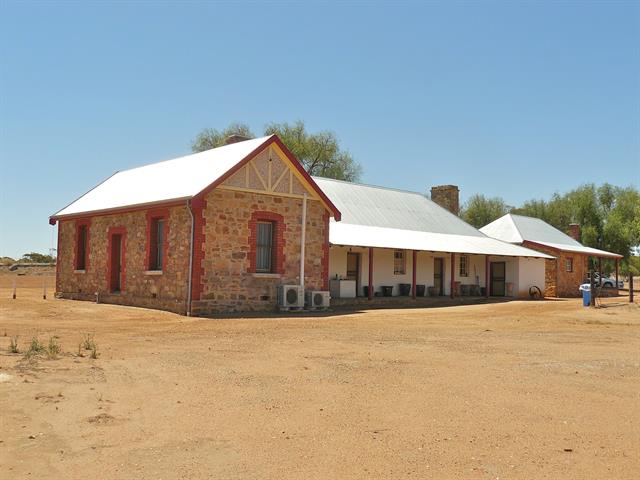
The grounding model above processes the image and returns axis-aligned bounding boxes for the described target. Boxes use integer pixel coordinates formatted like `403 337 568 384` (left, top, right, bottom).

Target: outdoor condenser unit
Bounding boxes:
305 290 330 310
277 285 305 310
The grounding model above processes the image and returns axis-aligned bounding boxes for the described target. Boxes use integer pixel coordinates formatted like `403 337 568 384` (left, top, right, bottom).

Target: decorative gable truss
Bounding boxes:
219 145 316 199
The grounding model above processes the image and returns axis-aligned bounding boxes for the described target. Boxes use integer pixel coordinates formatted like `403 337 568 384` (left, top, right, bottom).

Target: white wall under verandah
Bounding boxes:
328 246 545 298
331 246 487 297
517 257 545 297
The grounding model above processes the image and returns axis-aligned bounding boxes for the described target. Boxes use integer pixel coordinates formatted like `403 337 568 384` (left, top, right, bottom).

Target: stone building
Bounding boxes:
50 135 341 314
480 214 622 297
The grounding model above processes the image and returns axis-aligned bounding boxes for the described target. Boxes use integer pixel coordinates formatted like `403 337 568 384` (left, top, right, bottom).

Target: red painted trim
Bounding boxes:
248 211 286 274
49 199 186 225
412 250 417 299
145 208 170 271
322 211 330 290
368 247 373 300
73 218 91 271
192 135 342 221
485 255 490 298
106 226 127 292
190 197 206 302
55 221 62 293
450 252 455 298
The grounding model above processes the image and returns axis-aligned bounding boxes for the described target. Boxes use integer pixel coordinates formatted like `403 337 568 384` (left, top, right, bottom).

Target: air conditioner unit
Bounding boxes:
305 290 330 310
277 285 305 310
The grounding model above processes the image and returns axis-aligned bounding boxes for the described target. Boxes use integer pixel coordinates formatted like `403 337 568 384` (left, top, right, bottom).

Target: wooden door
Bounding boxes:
490 262 506 296
346 252 360 294
434 258 444 296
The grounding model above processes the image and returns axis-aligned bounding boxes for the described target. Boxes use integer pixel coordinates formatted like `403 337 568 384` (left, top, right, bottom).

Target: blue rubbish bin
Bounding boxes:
579 284 591 307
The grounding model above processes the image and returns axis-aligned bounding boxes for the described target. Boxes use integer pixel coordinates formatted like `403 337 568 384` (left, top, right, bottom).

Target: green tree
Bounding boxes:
264 121 361 181
20 252 55 263
191 123 255 152
460 194 509 229
191 121 362 181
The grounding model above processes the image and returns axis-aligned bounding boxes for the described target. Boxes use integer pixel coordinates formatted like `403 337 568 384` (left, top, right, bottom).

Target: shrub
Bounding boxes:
24 337 45 359
82 334 95 351
46 336 62 359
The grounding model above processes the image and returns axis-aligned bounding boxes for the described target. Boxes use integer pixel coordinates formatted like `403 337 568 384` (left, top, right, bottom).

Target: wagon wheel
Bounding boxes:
528 286 542 300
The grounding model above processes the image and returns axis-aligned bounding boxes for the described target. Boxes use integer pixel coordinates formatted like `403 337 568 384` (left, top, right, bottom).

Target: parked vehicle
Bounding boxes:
585 272 623 289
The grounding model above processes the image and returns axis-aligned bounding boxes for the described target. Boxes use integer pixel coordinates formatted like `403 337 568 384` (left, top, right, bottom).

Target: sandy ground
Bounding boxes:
0 274 639 479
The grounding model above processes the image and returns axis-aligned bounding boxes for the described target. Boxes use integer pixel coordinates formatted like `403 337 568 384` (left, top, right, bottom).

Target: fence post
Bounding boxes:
630 275 634 304
12 279 16 300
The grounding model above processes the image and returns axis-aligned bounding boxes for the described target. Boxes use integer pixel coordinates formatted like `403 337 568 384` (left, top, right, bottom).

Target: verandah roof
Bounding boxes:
329 221 554 258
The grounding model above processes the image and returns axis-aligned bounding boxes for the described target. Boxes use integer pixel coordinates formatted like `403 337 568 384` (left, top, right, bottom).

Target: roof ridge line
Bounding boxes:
507 213 526 243
313 176 426 197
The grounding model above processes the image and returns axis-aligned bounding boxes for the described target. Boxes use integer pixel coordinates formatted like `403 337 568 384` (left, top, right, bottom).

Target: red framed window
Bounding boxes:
146 209 169 271
565 257 573 272
74 219 90 271
249 211 285 274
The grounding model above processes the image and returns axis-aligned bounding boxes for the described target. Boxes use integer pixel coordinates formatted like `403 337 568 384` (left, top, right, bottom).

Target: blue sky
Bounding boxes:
1 1 638 258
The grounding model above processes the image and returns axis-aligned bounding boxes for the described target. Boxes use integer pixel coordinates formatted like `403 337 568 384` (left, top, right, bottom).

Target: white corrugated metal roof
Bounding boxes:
313 177 482 236
52 136 274 219
314 178 552 259
480 214 622 259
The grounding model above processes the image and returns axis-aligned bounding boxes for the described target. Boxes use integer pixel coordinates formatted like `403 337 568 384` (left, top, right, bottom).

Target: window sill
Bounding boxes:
144 270 163 276
252 273 281 279
74 270 86 274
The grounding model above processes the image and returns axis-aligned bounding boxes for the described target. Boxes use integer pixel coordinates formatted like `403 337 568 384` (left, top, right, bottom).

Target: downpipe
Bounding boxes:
300 193 307 289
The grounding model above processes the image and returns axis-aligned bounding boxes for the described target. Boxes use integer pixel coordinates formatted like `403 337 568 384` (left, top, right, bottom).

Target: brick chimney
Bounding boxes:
224 134 251 145
430 185 460 216
568 223 581 242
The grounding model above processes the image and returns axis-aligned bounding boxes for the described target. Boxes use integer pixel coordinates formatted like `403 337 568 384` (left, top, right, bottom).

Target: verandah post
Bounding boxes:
485 255 490 298
450 252 455 299
412 250 417 299
368 247 373 300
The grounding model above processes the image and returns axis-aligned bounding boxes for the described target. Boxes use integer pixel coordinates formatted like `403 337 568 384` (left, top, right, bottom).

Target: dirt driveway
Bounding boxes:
1 284 638 479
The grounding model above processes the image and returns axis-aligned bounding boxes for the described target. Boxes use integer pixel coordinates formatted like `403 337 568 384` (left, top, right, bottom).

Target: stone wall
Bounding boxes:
56 205 191 313
544 258 557 297
192 188 328 314
522 242 588 298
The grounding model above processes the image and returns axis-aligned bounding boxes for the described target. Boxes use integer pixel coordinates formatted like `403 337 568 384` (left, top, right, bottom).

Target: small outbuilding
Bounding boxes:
480 214 623 297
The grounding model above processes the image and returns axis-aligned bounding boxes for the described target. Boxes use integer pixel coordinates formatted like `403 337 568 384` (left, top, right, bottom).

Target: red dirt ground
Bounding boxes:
0 271 638 479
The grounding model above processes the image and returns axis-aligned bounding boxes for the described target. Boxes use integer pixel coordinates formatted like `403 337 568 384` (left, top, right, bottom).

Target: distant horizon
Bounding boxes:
1 1 638 258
